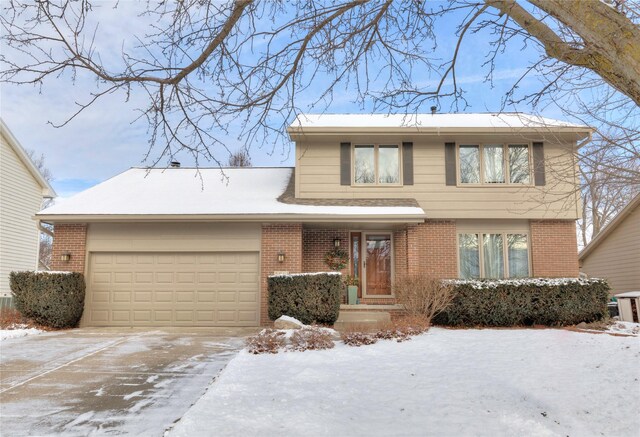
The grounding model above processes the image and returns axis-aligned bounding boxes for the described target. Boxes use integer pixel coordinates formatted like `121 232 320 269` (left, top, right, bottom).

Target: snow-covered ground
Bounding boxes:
605 321 640 336
0 325 42 340
170 328 640 437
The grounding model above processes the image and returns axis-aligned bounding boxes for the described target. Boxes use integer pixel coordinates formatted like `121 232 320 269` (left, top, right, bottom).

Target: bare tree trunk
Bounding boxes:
488 0 640 106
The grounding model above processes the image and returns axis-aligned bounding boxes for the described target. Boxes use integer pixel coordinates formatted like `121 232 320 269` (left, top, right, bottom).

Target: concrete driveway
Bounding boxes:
0 327 256 436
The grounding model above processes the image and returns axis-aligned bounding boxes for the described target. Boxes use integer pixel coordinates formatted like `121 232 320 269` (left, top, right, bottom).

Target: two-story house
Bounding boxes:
1 119 56 302
37 113 591 327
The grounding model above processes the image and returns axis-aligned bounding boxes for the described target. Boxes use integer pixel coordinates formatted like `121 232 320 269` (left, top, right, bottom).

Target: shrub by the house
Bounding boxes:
393 274 455 325
434 278 610 327
268 272 342 325
246 329 287 354
10 271 86 328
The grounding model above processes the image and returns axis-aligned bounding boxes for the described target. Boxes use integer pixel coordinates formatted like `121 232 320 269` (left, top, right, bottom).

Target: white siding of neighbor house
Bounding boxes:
581 205 640 294
0 132 43 296
295 133 581 220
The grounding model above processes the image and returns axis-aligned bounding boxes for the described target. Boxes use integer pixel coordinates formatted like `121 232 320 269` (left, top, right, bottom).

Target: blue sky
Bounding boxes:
0 2 573 198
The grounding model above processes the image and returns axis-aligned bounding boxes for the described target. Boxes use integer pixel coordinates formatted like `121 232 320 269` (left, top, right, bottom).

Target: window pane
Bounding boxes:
508 234 529 277
354 146 375 184
483 234 504 278
378 145 399 184
483 145 505 183
459 146 480 184
459 234 480 279
509 145 530 184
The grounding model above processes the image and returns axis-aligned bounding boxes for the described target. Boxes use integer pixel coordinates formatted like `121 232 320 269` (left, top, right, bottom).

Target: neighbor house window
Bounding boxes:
354 144 400 185
458 233 530 279
458 144 531 185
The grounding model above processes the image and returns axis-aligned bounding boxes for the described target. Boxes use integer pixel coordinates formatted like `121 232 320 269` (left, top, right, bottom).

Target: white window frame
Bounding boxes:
456 143 533 186
352 144 402 186
457 232 531 279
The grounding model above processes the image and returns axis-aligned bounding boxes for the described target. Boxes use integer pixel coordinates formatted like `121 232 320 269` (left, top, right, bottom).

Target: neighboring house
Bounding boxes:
579 193 640 295
0 119 56 298
37 113 591 327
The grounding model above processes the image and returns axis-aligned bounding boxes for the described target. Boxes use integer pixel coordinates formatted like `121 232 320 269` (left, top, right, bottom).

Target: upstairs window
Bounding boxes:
354 145 400 185
458 144 531 185
458 232 530 279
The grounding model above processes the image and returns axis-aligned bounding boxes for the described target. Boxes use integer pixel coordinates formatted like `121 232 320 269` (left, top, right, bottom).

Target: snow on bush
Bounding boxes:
268 272 342 278
289 327 335 351
247 325 337 354
246 329 287 354
446 277 606 289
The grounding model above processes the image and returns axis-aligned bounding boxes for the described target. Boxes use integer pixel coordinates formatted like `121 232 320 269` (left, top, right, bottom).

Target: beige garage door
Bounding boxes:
85 252 259 327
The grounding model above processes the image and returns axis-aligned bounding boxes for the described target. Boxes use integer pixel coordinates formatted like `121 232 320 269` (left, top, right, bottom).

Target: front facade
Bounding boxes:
39 113 589 327
579 194 640 295
0 119 56 298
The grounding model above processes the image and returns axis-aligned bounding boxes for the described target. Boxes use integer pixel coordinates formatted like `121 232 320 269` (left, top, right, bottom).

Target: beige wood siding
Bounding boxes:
0 133 42 296
581 206 640 294
295 134 580 219
86 222 261 252
85 252 259 326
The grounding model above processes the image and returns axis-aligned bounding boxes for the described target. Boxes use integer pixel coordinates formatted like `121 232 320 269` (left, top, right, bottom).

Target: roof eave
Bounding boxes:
35 213 427 224
287 126 593 140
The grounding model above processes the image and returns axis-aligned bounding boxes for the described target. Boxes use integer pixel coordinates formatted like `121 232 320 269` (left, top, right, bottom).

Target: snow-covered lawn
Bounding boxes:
0 325 42 340
170 328 639 437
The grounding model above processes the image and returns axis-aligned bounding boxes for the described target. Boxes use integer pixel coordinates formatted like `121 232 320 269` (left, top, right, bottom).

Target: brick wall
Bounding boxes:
50 223 87 273
260 224 303 325
302 228 350 275
393 228 408 282
406 220 458 278
530 220 579 277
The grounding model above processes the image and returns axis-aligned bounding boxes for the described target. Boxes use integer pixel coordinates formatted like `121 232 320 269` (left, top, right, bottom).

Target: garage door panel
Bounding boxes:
177 272 195 283
154 310 172 322
197 291 216 302
113 291 132 303
155 291 173 303
86 252 259 327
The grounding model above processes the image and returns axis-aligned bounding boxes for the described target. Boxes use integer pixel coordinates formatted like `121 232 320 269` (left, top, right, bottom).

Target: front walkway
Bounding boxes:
0 327 256 436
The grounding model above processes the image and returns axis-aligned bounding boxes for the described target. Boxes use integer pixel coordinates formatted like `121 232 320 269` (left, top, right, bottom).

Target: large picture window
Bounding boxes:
458 144 532 185
354 144 400 185
458 233 530 279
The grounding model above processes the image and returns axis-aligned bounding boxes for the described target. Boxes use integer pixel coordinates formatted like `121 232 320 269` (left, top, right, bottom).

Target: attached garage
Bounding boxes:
86 252 259 326
81 222 262 327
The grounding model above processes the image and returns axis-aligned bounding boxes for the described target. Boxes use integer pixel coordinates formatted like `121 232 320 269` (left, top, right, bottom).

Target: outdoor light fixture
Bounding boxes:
277 252 285 263
333 238 341 248
60 253 71 262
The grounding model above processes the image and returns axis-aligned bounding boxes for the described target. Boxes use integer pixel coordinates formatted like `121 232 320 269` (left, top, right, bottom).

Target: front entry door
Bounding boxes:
364 234 392 296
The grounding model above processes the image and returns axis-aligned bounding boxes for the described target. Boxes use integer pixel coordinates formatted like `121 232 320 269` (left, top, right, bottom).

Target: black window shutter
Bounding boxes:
402 142 414 185
445 142 456 186
532 142 546 186
340 142 351 185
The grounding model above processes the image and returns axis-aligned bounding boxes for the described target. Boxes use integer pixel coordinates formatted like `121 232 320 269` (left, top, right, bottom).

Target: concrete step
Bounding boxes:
334 311 391 331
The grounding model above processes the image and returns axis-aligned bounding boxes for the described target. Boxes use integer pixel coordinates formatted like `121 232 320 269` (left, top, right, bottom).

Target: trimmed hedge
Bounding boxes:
268 273 342 325
434 278 610 327
10 271 86 328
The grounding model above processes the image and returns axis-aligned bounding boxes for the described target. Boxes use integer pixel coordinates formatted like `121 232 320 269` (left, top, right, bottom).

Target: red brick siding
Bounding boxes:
530 220 579 277
302 228 350 275
50 223 87 273
393 228 408 282
406 221 457 278
260 224 303 325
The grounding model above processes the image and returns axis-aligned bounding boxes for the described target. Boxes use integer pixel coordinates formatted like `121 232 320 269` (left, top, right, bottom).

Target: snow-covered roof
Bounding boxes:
288 112 592 133
37 167 426 221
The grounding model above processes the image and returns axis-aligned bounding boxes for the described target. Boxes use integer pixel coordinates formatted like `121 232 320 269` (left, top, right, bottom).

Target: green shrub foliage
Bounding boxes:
268 273 342 325
10 271 86 328
434 278 610 327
